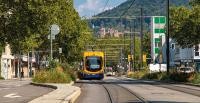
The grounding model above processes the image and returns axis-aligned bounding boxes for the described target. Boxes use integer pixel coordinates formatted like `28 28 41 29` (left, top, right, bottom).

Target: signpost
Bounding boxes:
50 24 60 61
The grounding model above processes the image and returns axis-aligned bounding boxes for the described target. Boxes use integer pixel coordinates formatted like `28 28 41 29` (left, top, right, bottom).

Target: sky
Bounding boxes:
74 0 127 17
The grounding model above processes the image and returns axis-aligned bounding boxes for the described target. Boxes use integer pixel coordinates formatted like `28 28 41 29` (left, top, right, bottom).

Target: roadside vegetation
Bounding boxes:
127 69 200 84
191 73 200 84
32 61 77 83
0 76 4 80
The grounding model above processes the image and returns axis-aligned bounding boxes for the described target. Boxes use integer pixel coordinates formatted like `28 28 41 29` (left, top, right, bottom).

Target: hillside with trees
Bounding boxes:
90 0 189 29
97 0 189 17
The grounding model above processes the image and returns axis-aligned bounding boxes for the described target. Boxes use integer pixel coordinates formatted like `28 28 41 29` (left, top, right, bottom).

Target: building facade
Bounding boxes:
151 16 166 63
1 44 36 79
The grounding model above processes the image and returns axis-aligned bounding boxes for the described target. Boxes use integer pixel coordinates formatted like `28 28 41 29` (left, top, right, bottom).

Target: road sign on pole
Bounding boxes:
50 24 60 61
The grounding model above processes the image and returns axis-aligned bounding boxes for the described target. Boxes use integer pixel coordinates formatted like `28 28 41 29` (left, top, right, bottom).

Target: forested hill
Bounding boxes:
89 0 189 30
97 0 189 17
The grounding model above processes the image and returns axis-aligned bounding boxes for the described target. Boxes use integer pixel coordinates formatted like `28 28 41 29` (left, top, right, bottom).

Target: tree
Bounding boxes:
190 0 200 6
0 0 92 64
0 0 47 53
35 0 92 63
143 32 151 55
170 6 200 47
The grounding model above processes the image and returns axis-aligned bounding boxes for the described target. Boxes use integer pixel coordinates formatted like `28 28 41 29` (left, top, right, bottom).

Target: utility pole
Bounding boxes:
133 20 136 71
140 8 144 70
30 50 33 77
19 51 22 80
17 53 20 79
123 22 126 71
27 52 29 78
104 48 106 68
130 21 133 72
166 0 170 74
50 31 53 61
120 47 122 64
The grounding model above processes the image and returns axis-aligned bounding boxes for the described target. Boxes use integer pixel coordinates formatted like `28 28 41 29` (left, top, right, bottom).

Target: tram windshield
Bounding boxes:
86 56 102 70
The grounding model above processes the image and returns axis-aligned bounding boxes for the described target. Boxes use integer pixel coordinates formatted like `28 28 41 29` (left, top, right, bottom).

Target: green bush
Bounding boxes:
48 60 60 69
142 72 170 81
191 73 200 84
169 72 195 82
61 63 77 81
128 69 199 83
128 70 170 81
127 69 149 79
0 76 4 80
32 69 71 83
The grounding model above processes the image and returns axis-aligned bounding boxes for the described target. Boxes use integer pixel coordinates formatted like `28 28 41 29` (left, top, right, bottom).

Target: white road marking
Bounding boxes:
4 93 21 98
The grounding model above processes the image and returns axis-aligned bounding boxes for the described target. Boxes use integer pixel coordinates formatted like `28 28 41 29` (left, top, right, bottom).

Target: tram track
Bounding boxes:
99 80 147 103
75 77 200 103
77 80 147 103
101 84 114 103
119 77 200 98
150 83 200 97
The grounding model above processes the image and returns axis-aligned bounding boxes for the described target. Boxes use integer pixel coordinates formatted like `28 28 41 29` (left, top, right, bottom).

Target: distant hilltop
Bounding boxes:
89 0 189 34
96 0 189 17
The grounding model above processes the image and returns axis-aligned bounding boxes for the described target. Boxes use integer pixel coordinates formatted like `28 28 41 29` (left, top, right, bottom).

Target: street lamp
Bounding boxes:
50 24 60 61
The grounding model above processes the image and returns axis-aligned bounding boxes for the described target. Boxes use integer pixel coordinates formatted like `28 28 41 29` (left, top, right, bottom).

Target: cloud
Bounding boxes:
76 0 113 17
99 7 113 12
75 0 126 17
77 0 101 13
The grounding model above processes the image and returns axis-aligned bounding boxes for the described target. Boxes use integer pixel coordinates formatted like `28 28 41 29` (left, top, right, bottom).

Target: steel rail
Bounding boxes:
101 84 114 103
116 84 147 103
98 80 147 103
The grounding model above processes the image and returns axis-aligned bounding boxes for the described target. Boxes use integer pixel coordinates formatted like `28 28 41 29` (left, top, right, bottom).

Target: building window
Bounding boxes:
155 42 159 48
171 43 175 49
155 48 159 54
195 52 199 56
195 45 199 52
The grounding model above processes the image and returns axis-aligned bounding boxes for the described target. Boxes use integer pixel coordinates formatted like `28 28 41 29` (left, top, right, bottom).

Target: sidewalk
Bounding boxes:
29 82 81 103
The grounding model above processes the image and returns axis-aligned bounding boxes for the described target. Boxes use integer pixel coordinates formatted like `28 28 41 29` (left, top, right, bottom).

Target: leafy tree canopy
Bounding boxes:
170 5 200 47
0 0 92 63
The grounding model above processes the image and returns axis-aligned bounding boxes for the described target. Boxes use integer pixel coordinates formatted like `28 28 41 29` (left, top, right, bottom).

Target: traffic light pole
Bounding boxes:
166 0 170 74
140 8 144 70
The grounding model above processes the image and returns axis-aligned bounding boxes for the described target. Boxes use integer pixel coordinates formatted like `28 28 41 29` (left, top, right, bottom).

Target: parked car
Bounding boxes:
178 67 194 73
106 72 113 76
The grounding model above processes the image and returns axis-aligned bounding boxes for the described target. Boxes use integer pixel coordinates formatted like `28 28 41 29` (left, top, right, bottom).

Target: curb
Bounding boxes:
64 87 81 103
29 82 81 103
30 82 57 89
184 83 200 87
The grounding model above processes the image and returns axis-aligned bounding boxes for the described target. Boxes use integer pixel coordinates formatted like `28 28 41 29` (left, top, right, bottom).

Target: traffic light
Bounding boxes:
143 54 146 62
128 55 134 62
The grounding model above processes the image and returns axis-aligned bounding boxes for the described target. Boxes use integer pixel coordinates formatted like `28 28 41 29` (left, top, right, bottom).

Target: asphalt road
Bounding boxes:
75 77 143 103
0 79 53 103
75 76 200 103
75 80 110 103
